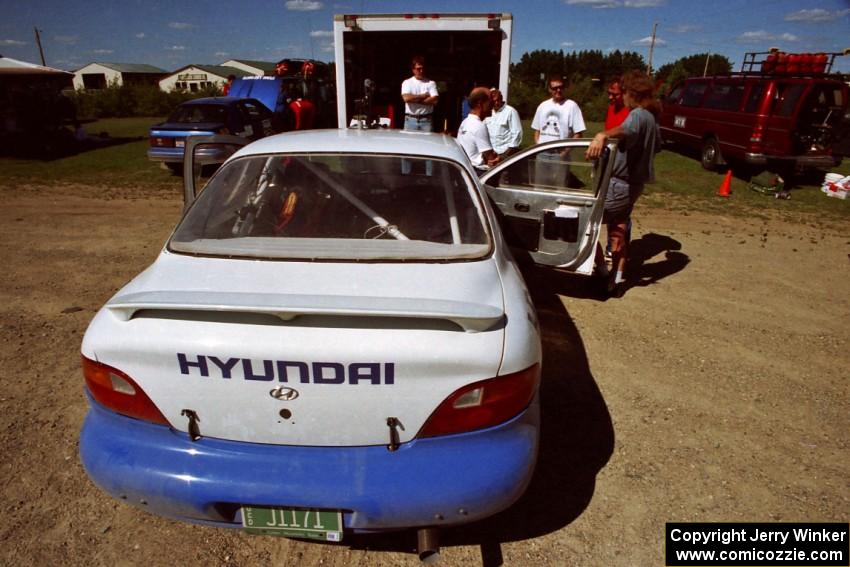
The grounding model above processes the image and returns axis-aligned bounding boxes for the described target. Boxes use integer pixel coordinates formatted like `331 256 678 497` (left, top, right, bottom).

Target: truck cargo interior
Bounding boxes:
341 30 504 134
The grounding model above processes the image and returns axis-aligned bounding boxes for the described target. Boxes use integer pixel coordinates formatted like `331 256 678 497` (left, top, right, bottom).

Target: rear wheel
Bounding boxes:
165 163 183 176
700 137 723 171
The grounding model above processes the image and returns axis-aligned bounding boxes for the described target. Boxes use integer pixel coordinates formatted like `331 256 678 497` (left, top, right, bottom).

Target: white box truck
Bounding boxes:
333 13 513 133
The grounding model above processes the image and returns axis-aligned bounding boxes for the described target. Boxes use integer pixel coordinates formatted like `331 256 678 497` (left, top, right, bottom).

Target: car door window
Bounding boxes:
485 146 597 195
666 84 685 105
481 140 616 271
743 84 765 113
704 83 746 111
680 82 708 107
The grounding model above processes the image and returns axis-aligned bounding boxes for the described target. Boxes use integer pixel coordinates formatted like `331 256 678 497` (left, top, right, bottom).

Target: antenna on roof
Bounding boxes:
34 27 46 66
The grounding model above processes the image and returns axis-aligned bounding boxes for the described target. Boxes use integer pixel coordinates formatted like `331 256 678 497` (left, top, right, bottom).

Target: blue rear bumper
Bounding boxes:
79 397 539 531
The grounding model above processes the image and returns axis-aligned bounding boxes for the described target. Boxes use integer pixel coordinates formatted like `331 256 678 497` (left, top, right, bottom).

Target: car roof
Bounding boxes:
235 129 471 162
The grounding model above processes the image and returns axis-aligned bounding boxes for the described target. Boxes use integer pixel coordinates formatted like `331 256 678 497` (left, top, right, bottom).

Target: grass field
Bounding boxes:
0 117 176 190
2 117 848 219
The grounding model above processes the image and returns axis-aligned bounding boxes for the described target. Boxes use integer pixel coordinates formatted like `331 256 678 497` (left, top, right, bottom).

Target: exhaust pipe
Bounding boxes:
417 527 440 564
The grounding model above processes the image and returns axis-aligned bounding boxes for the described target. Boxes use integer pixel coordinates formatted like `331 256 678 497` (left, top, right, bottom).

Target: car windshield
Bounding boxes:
168 104 228 124
169 153 491 261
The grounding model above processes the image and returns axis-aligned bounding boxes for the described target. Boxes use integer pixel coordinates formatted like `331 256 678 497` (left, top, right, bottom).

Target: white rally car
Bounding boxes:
80 129 614 552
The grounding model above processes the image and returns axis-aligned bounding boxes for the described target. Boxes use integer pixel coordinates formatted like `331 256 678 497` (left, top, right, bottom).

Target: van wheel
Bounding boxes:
701 138 723 171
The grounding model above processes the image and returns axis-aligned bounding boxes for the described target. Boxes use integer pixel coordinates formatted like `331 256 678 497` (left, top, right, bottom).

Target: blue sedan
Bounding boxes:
147 97 276 173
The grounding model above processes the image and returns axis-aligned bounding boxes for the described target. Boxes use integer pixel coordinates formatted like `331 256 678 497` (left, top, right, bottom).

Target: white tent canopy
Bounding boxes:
0 55 72 76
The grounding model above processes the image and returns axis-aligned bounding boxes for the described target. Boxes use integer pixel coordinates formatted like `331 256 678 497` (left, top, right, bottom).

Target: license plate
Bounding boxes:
175 140 185 148
241 506 343 541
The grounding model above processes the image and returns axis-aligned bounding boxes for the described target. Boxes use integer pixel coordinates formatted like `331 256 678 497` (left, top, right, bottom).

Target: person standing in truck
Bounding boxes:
401 56 439 132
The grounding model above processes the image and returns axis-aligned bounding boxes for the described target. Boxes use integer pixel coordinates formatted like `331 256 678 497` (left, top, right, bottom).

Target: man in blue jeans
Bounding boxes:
401 56 439 175
401 56 439 132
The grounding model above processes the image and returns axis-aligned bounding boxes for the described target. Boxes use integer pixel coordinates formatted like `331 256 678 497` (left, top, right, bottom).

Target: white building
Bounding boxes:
72 62 166 90
219 59 277 76
158 64 251 93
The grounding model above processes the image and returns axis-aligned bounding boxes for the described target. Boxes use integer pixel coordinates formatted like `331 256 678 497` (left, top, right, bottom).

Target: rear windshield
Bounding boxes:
170 153 491 261
168 104 229 124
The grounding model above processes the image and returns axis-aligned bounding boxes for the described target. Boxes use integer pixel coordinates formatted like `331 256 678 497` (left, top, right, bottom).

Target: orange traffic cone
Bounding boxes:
717 170 732 197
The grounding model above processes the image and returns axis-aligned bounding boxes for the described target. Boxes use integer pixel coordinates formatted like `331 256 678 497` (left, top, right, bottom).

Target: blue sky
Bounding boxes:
1 0 849 73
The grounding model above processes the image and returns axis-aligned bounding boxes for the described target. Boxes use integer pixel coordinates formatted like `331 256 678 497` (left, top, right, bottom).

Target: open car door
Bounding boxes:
480 139 617 275
182 135 249 211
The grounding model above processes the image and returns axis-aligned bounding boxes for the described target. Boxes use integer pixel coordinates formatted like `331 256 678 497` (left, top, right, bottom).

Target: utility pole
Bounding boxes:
647 22 658 76
703 53 711 76
34 27 46 66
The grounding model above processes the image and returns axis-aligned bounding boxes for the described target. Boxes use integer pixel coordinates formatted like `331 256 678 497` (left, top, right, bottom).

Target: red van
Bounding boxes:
659 51 850 172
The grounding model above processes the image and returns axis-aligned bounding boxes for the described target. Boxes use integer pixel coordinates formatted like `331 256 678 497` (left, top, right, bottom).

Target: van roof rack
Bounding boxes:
738 49 848 77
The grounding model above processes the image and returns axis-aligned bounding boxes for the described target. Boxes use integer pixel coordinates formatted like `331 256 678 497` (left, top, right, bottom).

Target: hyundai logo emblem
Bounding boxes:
269 386 299 401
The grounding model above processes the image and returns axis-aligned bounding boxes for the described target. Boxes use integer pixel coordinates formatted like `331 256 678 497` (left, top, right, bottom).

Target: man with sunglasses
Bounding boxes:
530 75 586 188
401 56 439 132
532 75 585 144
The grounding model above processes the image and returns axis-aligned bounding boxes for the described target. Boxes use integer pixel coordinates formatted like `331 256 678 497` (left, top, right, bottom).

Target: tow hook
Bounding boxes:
181 409 202 441
386 417 404 452
417 527 440 564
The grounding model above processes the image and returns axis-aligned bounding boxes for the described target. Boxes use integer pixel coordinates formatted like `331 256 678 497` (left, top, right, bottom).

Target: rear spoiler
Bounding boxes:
107 290 504 333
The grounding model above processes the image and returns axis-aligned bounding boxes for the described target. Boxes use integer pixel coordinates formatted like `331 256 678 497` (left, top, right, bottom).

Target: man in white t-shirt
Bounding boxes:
531 75 586 188
401 56 439 132
457 87 499 172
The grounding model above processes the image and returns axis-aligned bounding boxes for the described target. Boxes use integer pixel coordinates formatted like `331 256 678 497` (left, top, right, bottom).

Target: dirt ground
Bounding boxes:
1 184 847 567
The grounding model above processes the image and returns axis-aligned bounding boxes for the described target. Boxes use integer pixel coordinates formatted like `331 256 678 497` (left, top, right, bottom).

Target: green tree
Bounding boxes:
655 53 733 84
508 48 647 122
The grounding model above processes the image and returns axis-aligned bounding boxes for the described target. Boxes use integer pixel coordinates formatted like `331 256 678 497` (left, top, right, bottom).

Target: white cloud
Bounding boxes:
167 45 186 51
565 0 664 7
785 8 850 23
633 36 666 46
93 49 114 54
738 30 798 43
565 0 619 8
169 22 195 30
310 30 333 38
670 24 701 33
286 0 323 10
269 45 302 57
135 32 146 39
0 39 26 46
561 41 575 47
54 35 79 45
623 0 665 6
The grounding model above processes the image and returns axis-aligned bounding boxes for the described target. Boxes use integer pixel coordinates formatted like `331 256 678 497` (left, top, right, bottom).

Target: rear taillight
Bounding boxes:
149 137 174 148
217 127 230 135
418 364 540 438
81 355 168 425
749 124 765 148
